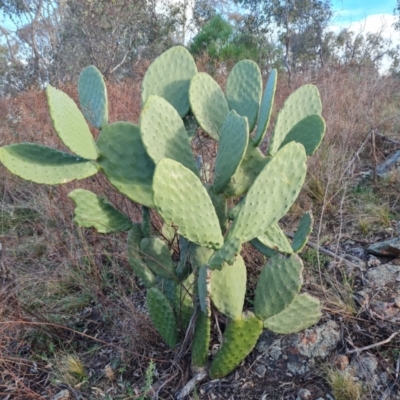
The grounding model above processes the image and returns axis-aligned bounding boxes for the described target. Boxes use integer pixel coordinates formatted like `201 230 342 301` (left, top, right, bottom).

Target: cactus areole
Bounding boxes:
0 45 325 380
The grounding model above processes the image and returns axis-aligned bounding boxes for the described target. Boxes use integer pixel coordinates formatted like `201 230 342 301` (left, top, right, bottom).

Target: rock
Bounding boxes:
367 238 400 257
367 255 381 267
285 320 340 359
365 264 400 288
51 390 70 400
350 354 388 389
296 388 312 400
333 354 349 371
253 363 266 378
376 150 400 178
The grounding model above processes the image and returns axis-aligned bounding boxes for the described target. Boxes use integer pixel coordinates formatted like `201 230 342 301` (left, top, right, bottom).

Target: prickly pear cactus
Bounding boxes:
0 45 327 382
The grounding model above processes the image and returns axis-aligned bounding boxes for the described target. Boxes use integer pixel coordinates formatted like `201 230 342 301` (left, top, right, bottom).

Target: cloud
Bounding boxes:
328 13 400 73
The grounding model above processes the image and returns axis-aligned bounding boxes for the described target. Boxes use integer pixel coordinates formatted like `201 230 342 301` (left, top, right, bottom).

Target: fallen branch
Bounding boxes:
176 371 207 400
286 233 365 271
346 332 399 355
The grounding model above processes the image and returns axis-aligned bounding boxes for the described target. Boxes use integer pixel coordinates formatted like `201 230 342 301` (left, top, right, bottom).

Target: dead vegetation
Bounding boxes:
1 59 400 399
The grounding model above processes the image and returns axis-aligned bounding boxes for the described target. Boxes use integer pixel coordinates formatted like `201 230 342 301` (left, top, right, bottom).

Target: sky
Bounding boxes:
330 0 398 42
330 1 399 71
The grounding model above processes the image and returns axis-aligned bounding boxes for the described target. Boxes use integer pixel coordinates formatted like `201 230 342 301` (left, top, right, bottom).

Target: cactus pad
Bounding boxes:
208 237 242 270
192 311 211 367
141 46 197 117
292 211 313 253
268 84 322 156
97 122 155 208
147 287 179 348
263 294 321 334
68 189 132 233
213 111 249 194
254 254 303 320
226 60 262 132
127 225 155 288
210 312 263 379
153 159 223 249
46 85 99 160
198 266 211 316
206 186 228 233
173 273 195 329
253 69 277 146
257 223 293 254
0 144 99 184
189 72 229 140
278 114 326 156
228 142 307 242
78 65 108 129
210 255 246 320
250 238 278 258
223 143 269 198
140 95 198 174
140 237 176 279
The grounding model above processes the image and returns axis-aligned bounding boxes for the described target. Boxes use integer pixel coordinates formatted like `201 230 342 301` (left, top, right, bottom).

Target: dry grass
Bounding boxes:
325 367 364 400
1 59 400 398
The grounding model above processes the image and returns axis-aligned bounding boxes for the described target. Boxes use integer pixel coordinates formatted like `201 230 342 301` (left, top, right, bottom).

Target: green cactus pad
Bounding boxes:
68 189 132 233
253 69 277 146
228 142 307 242
213 111 249 194
254 254 304 320
173 273 195 329
140 237 176 279
268 84 322 156
257 223 293 254
223 143 270 198
147 287 179 348
97 122 155 208
198 266 211 316
192 311 211 367
263 293 321 334
0 144 99 184
250 238 278 258
206 186 228 233
189 72 229 140
153 158 223 249
189 245 214 271
127 224 155 288
141 46 197 117
140 95 198 175
210 255 246 319
226 60 262 132
278 114 326 156
162 224 177 243
292 211 313 253
210 312 263 379
156 277 176 306
46 85 99 160
208 237 242 270
78 65 108 129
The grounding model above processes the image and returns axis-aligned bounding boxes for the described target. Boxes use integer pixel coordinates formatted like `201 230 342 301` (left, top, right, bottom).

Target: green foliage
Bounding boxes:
0 45 326 380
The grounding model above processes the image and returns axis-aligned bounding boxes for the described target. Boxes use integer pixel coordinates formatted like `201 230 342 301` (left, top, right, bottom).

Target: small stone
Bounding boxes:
333 354 349 371
395 296 400 308
254 363 266 378
367 255 380 267
296 388 312 400
51 390 70 400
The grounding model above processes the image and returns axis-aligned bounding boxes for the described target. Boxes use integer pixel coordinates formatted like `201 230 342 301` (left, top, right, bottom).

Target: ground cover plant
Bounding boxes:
0 45 326 382
2 50 400 399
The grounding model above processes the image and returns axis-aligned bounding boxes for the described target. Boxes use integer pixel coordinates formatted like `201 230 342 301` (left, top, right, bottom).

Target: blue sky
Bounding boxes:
331 0 396 25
